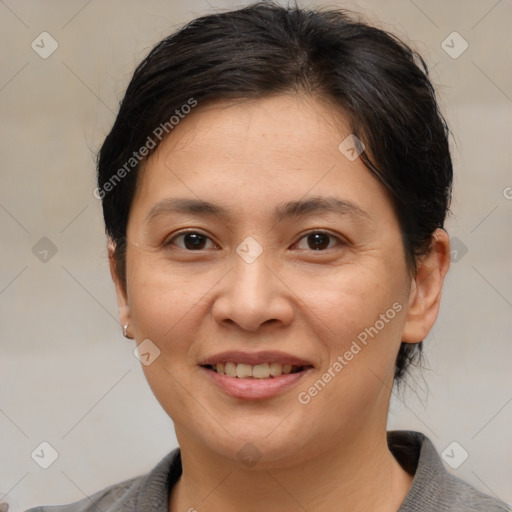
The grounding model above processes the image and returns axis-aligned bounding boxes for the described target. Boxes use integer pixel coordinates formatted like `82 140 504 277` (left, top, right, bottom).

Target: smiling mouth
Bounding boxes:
202 362 312 379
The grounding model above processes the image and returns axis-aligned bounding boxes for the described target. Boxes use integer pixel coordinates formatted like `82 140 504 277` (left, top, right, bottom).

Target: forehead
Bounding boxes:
130 94 394 228
159 94 351 159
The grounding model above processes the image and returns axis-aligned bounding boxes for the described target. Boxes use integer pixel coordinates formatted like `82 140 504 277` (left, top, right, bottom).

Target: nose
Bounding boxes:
211 249 294 332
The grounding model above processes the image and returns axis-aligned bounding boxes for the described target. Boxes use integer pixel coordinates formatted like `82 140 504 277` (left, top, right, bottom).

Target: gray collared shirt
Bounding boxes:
22 430 511 511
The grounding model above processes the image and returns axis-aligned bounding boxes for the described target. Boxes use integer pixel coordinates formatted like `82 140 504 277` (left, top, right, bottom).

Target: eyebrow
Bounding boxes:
145 195 370 225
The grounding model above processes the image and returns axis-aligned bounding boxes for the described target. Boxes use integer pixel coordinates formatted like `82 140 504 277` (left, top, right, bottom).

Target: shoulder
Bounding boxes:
23 448 181 512
23 475 144 512
440 473 512 512
389 430 511 512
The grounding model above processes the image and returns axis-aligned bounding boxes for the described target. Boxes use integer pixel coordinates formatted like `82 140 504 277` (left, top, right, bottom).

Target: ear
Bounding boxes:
401 228 451 343
108 238 131 333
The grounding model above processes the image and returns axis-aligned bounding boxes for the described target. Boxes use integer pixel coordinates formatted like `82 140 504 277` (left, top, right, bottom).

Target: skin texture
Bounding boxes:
109 93 451 512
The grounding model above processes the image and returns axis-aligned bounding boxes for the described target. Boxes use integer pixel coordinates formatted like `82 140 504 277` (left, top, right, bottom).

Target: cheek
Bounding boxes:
126 257 211 356
289 265 407 421
284 260 406 346
293 275 405 434
126 264 212 428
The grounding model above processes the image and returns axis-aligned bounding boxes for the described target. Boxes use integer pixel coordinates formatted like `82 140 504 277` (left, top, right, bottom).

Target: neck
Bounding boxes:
169 427 413 512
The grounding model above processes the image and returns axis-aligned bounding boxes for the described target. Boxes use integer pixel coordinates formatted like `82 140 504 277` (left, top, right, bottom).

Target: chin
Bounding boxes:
190 420 314 469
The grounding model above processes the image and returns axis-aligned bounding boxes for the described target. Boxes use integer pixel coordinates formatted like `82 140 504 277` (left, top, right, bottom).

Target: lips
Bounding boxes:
198 350 314 399
199 350 314 378
200 350 314 368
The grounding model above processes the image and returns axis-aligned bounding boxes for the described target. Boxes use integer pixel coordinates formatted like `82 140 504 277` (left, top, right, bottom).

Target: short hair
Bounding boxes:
97 1 453 384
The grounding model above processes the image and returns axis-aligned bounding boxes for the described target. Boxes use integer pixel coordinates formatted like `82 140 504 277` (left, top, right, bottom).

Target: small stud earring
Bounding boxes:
122 323 130 338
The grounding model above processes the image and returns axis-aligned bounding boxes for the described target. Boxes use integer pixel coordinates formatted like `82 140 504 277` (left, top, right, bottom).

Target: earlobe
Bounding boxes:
401 228 451 343
107 238 131 333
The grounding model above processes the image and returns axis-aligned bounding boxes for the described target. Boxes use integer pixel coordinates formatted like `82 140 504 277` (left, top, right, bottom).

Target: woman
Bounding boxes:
25 2 510 511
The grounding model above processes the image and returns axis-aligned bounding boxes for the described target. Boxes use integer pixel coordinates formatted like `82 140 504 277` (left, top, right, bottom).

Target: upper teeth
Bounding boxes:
214 362 296 378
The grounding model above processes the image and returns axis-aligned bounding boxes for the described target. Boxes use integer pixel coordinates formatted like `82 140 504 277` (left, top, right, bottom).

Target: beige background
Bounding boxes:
1 0 511 510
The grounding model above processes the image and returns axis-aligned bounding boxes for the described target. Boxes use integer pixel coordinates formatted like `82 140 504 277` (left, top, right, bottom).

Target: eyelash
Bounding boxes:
165 229 345 252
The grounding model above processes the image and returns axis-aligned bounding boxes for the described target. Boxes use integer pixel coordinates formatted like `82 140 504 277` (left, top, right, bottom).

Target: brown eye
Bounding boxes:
166 231 216 250
294 231 342 251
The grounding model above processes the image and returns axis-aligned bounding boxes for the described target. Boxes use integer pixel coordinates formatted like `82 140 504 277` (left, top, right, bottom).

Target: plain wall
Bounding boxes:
1 0 511 510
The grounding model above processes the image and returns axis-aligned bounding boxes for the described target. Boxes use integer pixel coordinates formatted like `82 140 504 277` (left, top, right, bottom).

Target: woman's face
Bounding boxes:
114 94 427 467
